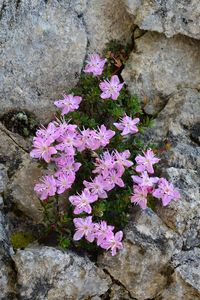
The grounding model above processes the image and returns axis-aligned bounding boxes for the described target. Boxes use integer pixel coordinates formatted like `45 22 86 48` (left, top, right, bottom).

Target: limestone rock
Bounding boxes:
84 0 134 53
125 0 200 40
142 89 200 248
0 0 87 122
155 167 200 249
143 88 200 143
99 209 181 299
160 248 200 300
0 212 17 299
122 32 200 112
0 125 24 177
13 246 111 300
160 273 200 300
172 248 200 292
0 164 8 194
6 154 44 223
109 284 133 300
0 125 43 222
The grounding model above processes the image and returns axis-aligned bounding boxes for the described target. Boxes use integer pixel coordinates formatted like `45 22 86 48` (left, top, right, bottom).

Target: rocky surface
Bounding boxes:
99 209 182 299
142 88 200 250
0 0 200 299
0 124 43 223
0 0 133 123
84 0 133 53
0 212 17 299
13 246 111 300
6 155 44 223
160 248 200 300
172 248 200 293
160 273 200 300
97 88 200 300
122 32 200 113
0 0 87 123
125 0 200 40
0 164 8 195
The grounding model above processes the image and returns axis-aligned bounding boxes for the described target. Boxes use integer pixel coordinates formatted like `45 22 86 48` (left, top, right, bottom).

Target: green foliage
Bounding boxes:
41 41 156 256
58 235 70 249
10 231 35 250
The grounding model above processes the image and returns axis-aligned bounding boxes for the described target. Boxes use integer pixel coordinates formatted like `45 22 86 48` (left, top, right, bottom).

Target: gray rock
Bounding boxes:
0 164 8 194
13 246 111 300
143 88 200 144
99 209 181 300
0 196 4 208
73 0 87 15
122 32 200 113
0 125 24 177
142 89 200 249
0 0 87 122
172 248 200 292
0 124 43 222
6 154 44 223
160 274 200 300
155 167 200 248
109 284 133 300
0 212 17 299
125 0 200 40
160 248 200 299
0 0 134 123
84 0 134 53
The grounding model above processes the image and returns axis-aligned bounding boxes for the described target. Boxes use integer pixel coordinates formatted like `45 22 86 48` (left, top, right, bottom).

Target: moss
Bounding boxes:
0 110 39 137
10 231 35 250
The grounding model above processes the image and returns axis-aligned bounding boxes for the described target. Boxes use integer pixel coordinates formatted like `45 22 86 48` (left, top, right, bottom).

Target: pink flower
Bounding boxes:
34 175 57 200
73 216 95 242
75 128 93 152
99 75 124 100
83 175 109 199
56 173 75 194
69 189 98 214
54 94 82 116
131 171 159 188
135 149 160 174
84 54 107 76
114 150 133 173
84 130 101 151
55 120 77 137
130 185 148 210
107 169 125 188
54 156 81 177
93 151 115 178
36 122 59 141
94 125 115 147
114 115 140 136
101 231 123 256
153 178 180 206
56 131 77 155
95 221 114 246
30 137 57 163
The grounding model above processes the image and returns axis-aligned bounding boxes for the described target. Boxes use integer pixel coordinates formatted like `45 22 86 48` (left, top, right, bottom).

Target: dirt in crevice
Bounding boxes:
0 110 39 139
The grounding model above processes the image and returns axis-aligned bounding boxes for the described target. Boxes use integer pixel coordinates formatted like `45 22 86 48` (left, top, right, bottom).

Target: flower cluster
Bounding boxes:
32 121 115 201
92 150 133 189
131 150 180 209
30 52 181 256
68 149 133 251
73 217 123 256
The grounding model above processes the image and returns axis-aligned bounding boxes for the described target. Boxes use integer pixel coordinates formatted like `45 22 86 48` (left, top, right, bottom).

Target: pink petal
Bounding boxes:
73 230 84 241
